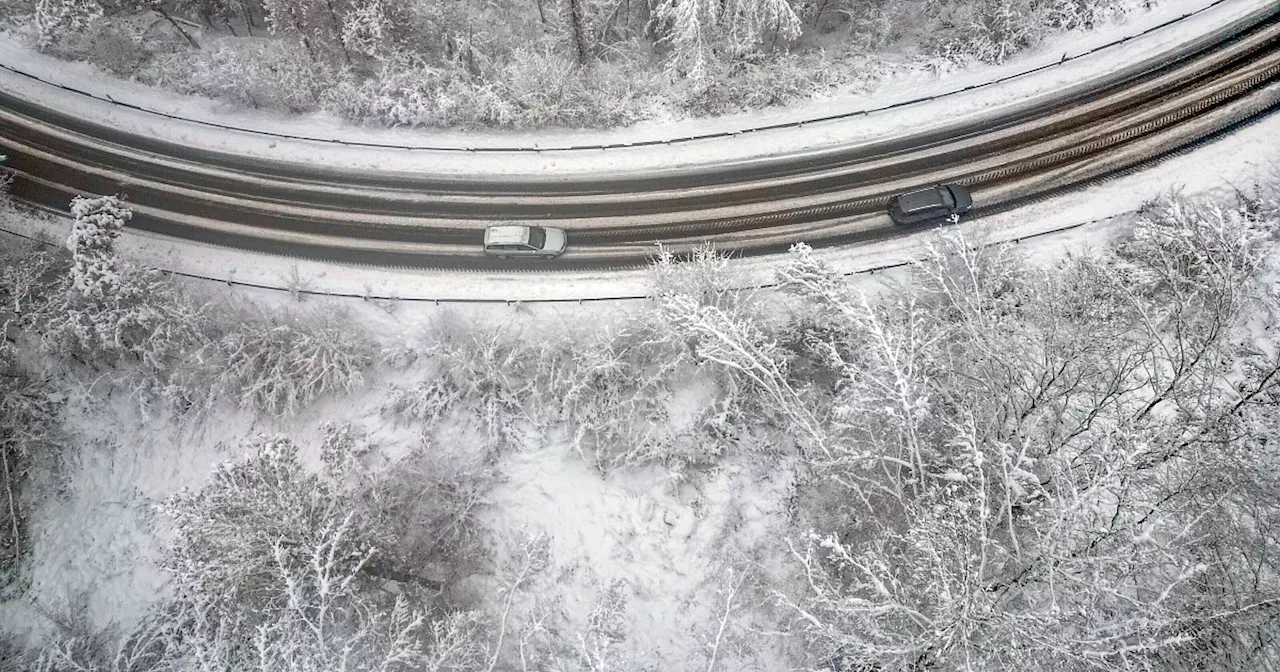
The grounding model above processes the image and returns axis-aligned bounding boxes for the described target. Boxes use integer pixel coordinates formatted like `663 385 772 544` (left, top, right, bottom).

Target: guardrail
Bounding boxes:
0 213 1118 304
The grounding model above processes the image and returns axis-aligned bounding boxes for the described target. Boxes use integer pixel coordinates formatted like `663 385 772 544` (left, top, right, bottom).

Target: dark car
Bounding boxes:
888 185 973 225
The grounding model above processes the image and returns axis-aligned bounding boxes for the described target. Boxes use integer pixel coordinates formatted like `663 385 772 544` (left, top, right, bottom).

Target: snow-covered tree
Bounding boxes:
261 0 352 62
559 0 591 65
653 0 800 78
27 196 205 374
654 0 720 79
153 434 487 671
33 0 104 51
190 0 247 30
340 0 392 58
648 244 826 457
723 0 802 57
66 195 129 300
774 194 1280 670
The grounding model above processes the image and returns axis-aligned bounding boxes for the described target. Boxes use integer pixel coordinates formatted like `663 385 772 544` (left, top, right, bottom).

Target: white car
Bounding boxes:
483 225 567 259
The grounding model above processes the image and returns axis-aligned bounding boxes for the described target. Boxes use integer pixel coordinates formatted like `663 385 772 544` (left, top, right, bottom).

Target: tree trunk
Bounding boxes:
150 3 201 49
362 559 444 591
322 0 353 65
560 0 589 66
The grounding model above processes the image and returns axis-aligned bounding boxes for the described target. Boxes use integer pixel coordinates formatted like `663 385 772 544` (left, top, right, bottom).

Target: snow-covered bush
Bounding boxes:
386 246 781 474
41 262 205 374
0 154 11 198
921 0 1137 65
675 51 841 116
325 45 654 129
197 306 374 417
84 22 151 76
389 320 578 444
0 245 65 321
1120 194 1273 305
323 55 482 127
775 194 1280 670
152 434 489 671
157 37 332 113
386 297 747 474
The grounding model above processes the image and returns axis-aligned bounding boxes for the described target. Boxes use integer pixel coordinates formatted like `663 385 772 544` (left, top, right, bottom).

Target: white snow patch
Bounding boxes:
485 443 793 668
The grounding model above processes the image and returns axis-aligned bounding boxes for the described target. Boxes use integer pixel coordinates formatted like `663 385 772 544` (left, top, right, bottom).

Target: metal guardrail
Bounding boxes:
0 0 1238 153
0 214 1116 304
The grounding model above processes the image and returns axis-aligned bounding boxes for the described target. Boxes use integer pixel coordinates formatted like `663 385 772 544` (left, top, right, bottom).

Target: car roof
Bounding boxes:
485 225 531 245
897 188 947 214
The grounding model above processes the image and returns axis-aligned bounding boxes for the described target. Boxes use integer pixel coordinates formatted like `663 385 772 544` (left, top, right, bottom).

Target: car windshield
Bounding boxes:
527 227 546 248
940 188 956 209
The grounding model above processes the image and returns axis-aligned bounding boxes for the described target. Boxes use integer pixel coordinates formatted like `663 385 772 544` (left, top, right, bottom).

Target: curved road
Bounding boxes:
1 2 1279 269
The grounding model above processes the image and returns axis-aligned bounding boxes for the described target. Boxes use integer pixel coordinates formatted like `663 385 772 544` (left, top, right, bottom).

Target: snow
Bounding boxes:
3 1 1280 664
486 445 793 667
0 390 255 647
0 0 1271 179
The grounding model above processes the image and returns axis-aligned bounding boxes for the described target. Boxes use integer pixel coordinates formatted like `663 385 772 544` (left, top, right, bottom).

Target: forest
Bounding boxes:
1 157 1278 668
1 0 1145 126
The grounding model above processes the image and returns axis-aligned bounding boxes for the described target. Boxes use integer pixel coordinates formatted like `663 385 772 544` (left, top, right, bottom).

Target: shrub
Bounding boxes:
386 305 741 475
196 306 374 417
0 246 66 320
675 52 839 116
41 262 205 374
919 0 1138 65
326 45 655 129
84 22 150 77
155 37 332 113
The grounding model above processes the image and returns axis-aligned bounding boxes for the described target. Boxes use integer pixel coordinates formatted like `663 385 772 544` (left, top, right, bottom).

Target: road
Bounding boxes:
1 2 1279 269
